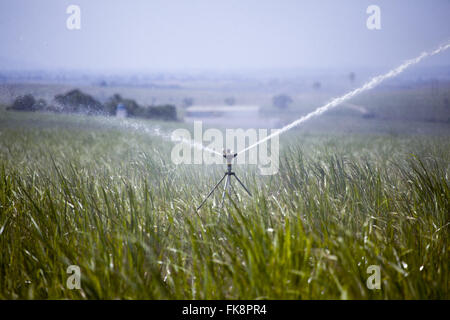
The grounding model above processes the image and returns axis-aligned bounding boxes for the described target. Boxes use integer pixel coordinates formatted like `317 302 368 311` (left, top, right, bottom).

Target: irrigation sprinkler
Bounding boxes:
197 149 252 210
195 42 450 211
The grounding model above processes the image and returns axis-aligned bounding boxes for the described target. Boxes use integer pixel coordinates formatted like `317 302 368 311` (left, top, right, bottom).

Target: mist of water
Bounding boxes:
106 117 222 156
237 41 450 155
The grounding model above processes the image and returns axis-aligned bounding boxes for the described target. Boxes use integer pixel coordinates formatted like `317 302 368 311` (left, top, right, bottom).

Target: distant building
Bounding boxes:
116 103 127 118
185 105 258 121
184 105 279 128
185 105 259 118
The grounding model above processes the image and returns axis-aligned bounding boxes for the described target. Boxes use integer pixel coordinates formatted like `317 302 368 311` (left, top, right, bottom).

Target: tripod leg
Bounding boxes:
229 178 239 199
197 173 227 210
220 174 230 207
232 174 252 197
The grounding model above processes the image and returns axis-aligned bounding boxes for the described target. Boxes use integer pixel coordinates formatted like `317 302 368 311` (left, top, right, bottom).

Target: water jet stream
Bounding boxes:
237 42 450 156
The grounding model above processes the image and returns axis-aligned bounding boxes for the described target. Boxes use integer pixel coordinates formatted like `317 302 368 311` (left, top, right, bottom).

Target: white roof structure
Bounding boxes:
185 105 259 114
183 105 278 128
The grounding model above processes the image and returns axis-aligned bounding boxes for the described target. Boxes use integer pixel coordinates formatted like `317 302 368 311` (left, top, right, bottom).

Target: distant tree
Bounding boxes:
272 94 293 109
104 93 141 116
182 97 194 108
8 94 36 111
224 97 236 106
54 89 103 114
313 82 321 90
7 95 55 113
33 99 48 111
349 72 356 83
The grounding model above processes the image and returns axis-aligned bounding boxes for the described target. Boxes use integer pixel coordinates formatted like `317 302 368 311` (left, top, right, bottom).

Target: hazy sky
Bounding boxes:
1 0 449 72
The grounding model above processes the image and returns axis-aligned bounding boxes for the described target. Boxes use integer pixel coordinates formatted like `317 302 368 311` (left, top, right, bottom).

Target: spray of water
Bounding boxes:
237 42 450 155
105 117 222 156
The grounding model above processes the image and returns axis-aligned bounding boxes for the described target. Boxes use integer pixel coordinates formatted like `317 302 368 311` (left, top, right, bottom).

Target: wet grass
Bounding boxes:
0 111 448 299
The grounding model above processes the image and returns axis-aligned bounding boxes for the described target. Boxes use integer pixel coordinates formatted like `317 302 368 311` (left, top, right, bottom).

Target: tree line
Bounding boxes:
7 89 177 121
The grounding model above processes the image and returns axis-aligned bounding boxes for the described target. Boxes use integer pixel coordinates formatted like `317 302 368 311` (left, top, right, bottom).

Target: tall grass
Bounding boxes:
0 113 448 299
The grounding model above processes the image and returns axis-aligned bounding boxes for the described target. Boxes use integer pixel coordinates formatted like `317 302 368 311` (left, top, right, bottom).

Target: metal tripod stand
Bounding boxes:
197 153 252 210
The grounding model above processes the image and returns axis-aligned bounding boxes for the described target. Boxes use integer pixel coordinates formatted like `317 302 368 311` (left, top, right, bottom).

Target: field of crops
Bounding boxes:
0 110 448 299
